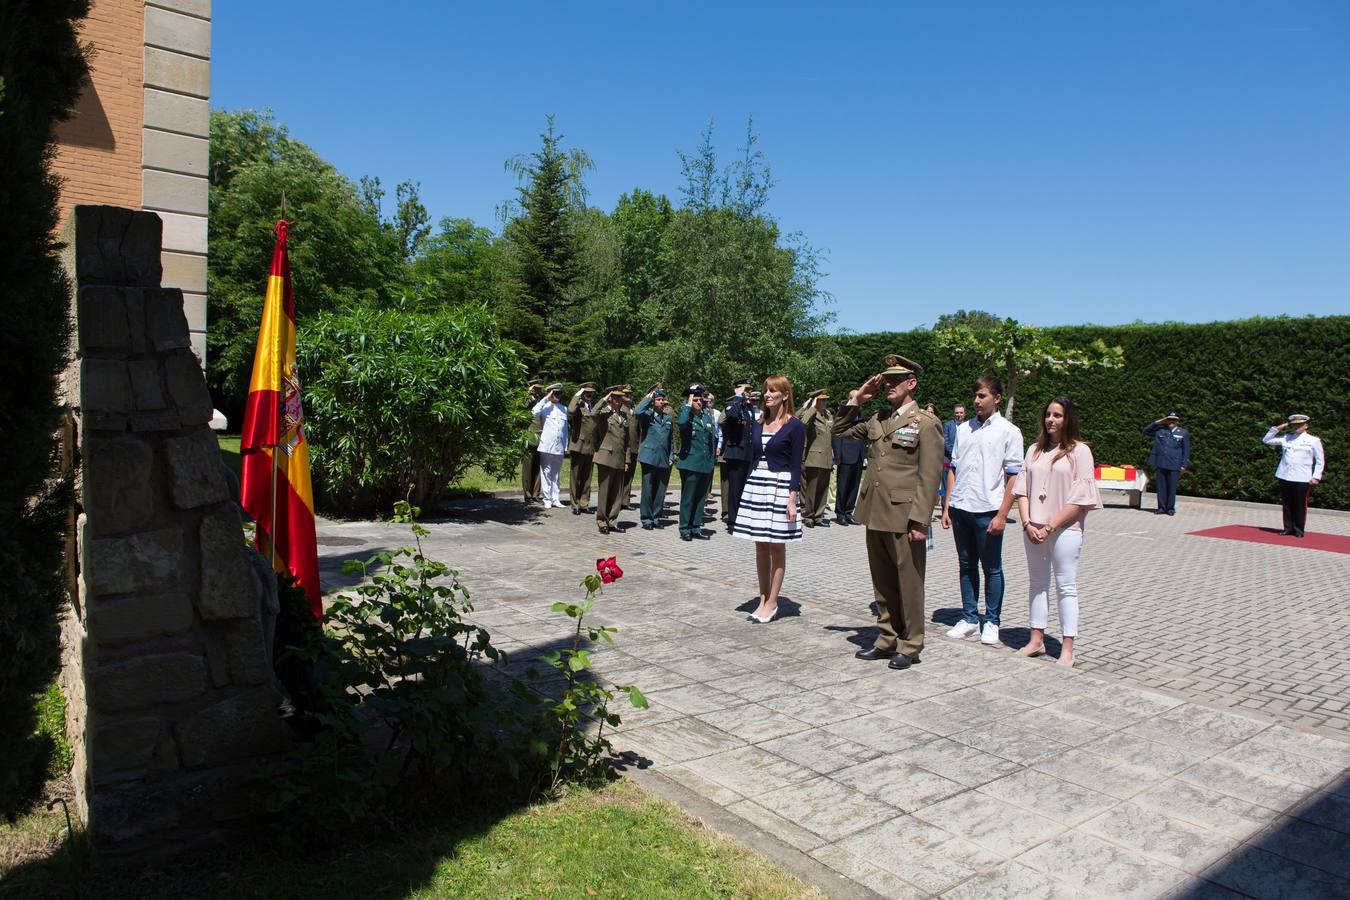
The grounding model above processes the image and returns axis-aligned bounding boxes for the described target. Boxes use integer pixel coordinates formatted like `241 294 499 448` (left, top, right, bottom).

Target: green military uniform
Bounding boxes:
521 382 544 502
676 387 718 540
567 383 598 513
799 391 834 526
833 357 944 661
593 388 632 532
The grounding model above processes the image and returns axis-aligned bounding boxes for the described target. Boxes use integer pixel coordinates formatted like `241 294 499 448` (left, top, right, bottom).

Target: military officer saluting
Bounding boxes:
1142 410 1190 515
1263 413 1325 538
676 383 719 541
567 382 598 514
833 355 944 670
622 385 641 508
521 378 545 503
799 389 835 527
592 385 632 534
634 385 675 529
720 378 757 532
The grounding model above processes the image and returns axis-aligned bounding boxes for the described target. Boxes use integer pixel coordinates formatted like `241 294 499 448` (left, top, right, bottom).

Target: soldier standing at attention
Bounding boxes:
720 378 757 533
832 355 944 670
1263 414 1324 538
622 385 641 508
1142 411 1190 515
592 386 632 535
634 386 675 529
676 384 718 541
521 379 544 503
567 382 597 514
832 407 865 526
799 390 835 527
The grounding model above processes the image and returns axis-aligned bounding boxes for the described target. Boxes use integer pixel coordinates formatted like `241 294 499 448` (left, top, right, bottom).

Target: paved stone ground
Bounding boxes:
316 491 1350 899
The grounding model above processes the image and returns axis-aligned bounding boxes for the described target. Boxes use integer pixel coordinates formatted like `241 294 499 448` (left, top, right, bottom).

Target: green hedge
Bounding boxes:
823 316 1348 510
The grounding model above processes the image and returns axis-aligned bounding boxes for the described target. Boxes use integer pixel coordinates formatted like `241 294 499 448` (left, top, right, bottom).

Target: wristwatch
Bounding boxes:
1045 524 1056 534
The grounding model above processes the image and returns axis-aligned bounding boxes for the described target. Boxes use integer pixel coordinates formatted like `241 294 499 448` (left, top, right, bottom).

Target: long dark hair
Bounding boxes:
1034 396 1082 464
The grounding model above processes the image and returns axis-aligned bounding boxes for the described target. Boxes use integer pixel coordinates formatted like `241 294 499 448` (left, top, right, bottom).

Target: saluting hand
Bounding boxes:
854 374 884 404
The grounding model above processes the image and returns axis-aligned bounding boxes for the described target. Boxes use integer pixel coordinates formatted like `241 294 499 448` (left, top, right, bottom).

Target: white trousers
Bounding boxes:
1023 528 1083 637
539 452 564 506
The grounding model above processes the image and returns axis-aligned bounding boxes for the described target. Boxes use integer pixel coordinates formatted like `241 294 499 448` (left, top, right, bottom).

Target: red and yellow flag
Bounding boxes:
240 220 321 619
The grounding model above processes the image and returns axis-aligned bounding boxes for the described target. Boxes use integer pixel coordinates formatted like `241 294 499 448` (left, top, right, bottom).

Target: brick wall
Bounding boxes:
52 0 146 221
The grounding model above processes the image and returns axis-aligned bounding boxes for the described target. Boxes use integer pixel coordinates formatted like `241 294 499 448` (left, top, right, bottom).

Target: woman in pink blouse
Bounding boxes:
1012 397 1102 668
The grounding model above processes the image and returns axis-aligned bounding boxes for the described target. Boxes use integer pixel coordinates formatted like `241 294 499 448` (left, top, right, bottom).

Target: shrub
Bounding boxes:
0 0 88 818
298 304 526 517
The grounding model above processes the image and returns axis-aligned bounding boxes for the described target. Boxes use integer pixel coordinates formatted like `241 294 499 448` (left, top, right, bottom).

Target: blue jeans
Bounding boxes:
950 507 1005 625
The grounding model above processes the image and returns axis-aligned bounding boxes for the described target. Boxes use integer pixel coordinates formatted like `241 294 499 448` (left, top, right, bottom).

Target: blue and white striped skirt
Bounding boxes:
732 462 803 544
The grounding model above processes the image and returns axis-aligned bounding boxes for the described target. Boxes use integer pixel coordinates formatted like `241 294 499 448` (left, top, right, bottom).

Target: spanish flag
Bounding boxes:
240 220 321 619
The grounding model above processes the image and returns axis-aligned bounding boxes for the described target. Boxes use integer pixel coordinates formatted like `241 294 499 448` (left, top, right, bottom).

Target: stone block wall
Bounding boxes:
62 205 288 861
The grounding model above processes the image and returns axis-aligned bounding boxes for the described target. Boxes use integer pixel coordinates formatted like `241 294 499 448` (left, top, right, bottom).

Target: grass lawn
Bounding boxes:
218 433 241 484
2 780 822 899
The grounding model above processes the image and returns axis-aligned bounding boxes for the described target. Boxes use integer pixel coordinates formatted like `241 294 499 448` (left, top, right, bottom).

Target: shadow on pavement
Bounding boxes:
823 623 880 650
732 596 803 619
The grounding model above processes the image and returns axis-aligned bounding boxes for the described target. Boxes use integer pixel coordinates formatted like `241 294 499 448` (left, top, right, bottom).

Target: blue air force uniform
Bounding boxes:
1143 413 1190 515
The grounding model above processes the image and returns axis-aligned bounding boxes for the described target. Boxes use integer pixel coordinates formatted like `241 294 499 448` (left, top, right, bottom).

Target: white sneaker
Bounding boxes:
981 622 1000 645
946 620 980 639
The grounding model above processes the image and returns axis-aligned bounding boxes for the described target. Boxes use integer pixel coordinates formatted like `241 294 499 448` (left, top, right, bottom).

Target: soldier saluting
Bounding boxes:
832 355 944 670
567 382 598 514
592 385 632 534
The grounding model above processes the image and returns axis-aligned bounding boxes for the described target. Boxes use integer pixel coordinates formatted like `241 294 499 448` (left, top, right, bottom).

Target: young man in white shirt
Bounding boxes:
1262 414 1325 538
941 376 1024 645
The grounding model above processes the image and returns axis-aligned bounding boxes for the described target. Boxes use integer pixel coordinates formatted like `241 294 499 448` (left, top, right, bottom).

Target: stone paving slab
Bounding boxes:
316 491 1350 898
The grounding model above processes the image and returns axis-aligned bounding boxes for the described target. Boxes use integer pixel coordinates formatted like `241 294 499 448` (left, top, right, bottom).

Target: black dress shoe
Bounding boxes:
694 531 711 540
849 515 863 526
804 520 816 528
572 507 582 516
887 652 921 670
598 525 609 535
680 533 693 542
642 523 654 530
837 517 849 526
855 646 895 661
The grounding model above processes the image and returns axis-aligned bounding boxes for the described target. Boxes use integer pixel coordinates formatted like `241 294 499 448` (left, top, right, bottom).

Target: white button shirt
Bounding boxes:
532 398 569 456
949 412 1025 513
1263 428 1325 483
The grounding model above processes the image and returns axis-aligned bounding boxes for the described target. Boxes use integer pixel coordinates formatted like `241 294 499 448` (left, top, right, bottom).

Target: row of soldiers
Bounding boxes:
521 378 867 536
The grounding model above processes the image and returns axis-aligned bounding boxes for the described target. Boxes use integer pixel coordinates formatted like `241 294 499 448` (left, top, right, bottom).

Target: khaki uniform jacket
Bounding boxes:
626 407 642 459
567 393 598 455
800 406 834 469
832 400 943 533
592 400 630 469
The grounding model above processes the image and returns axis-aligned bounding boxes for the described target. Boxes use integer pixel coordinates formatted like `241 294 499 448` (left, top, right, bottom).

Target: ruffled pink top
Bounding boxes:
1012 442 1102 531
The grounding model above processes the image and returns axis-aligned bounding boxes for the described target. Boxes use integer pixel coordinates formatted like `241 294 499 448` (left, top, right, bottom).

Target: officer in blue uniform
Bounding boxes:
720 378 757 533
832 408 866 525
1142 411 1190 515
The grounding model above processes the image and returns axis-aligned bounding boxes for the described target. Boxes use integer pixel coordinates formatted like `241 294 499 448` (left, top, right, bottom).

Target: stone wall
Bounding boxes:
62 205 288 861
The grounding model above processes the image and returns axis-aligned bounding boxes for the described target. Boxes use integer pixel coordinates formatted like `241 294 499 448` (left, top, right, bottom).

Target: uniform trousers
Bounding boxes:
864 527 927 656
622 455 639 505
538 452 564 506
720 458 751 527
521 447 541 501
800 466 832 524
1023 528 1082 637
1154 467 1179 513
1278 478 1311 537
639 462 671 526
678 469 713 537
835 462 861 518
595 463 627 527
569 451 594 511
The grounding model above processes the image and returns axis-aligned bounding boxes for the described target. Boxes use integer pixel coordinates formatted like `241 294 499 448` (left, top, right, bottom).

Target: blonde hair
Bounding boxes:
760 375 795 425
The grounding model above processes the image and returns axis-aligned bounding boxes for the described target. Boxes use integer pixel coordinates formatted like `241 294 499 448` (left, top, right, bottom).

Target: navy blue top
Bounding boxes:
721 395 758 461
1143 420 1191 470
749 417 806 492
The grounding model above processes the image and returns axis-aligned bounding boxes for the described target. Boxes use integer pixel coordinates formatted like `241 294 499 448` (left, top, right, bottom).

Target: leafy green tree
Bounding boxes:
934 308 1003 331
0 0 88 818
498 117 595 377
408 216 499 310
934 317 1125 420
207 109 402 421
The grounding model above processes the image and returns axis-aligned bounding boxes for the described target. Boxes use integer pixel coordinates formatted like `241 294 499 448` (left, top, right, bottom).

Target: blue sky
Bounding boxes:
213 0 1350 333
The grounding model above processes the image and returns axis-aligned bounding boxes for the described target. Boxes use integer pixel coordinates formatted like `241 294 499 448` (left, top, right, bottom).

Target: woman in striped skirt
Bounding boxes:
733 375 805 623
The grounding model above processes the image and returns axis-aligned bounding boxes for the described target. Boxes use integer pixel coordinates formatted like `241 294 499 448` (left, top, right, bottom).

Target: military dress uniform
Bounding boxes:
720 381 757 531
634 390 675 528
521 382 544 502
592 388 632 533
1143 412 1190 515
1263 414 1325 538
799 392 835 526
676 387 718 540
832 356 944 664
567 384 598 513
832 409 866 525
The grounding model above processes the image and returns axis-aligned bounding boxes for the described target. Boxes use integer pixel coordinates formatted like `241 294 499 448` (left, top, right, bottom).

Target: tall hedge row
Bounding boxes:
823 316 1348 510
0 0 89 817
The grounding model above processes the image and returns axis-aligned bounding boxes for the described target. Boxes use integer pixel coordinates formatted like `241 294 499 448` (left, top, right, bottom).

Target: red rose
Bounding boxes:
596 556 623 584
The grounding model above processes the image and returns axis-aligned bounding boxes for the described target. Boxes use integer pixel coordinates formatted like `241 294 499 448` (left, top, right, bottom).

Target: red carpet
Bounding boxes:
1188 525 1350 554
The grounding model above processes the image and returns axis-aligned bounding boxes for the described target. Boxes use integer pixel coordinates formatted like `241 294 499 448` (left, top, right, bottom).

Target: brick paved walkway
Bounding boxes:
316 490 1350 899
